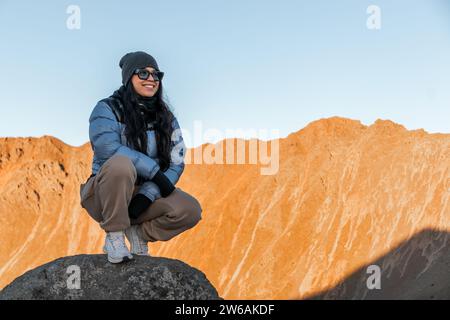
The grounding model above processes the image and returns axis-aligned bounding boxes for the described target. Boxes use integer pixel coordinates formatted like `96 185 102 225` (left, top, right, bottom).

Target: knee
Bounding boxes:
103 155 137 181
185 203 202 228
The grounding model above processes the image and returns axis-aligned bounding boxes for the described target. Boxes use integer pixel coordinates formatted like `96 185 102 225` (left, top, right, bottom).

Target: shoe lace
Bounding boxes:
108 233 127 250
130 226 147 251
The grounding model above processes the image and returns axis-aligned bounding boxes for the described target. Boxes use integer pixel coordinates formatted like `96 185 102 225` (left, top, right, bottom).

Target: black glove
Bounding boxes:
151 170 175 197
128 194 152 219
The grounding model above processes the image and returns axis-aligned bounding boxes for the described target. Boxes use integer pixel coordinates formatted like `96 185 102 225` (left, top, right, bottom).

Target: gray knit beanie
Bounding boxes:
119 51 160 85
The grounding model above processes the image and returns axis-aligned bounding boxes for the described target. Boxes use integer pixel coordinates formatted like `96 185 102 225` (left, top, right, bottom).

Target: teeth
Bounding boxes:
144 85 154 88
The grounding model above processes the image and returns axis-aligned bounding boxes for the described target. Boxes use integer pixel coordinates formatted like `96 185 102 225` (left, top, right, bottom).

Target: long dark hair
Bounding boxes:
120 81 174 172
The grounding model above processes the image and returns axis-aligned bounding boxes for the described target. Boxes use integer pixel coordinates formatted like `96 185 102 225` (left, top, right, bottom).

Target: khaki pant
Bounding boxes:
79 155 202 242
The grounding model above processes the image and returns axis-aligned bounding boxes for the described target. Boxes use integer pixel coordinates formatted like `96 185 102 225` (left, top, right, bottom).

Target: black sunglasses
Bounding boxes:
133 68 164 81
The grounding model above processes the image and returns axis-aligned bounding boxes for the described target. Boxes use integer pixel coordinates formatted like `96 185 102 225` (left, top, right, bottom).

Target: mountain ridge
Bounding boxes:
0 116 448 299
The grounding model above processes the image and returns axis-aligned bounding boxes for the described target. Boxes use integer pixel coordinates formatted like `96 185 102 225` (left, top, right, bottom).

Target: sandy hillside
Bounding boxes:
0 117 448 299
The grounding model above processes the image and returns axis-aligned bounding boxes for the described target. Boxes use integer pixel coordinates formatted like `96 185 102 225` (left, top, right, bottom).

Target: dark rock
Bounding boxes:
0 254 222 300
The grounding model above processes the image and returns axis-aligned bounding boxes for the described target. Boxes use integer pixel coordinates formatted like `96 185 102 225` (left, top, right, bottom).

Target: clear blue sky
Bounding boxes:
0 0 449 148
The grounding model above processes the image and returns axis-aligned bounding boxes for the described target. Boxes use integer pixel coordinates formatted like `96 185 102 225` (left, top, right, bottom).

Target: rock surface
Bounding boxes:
0 254 222 300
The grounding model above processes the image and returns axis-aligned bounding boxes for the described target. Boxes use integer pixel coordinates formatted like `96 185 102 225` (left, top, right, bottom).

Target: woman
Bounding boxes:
79 51 202 264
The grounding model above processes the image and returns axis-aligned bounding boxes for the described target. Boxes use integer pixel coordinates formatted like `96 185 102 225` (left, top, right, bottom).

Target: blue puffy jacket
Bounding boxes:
88 99 186 202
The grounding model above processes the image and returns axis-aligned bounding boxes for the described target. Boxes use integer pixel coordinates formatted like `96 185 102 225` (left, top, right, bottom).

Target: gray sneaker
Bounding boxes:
125 225 150 256
103 231 133 263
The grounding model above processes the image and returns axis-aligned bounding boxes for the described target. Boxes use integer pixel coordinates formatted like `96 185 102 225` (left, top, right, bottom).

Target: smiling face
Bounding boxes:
131 66 160 97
